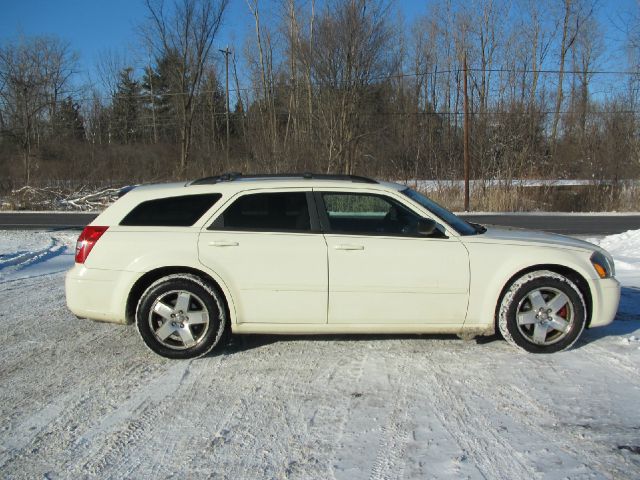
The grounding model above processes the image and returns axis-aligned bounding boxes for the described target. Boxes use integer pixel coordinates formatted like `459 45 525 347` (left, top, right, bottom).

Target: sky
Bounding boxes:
0 0 252 85
0 0 637 94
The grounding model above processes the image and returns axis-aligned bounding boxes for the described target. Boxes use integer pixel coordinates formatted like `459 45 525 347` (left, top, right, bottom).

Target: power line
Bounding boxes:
4 66 636 106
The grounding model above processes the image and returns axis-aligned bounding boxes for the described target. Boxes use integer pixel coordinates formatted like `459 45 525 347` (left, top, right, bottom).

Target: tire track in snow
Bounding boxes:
418 345 639 480
472 367 627 479
272 340 354 480
414 347 538 480
577 340 640 379
368 351 411 480
323 344 367 480
0 237 67 279
76 360 194 477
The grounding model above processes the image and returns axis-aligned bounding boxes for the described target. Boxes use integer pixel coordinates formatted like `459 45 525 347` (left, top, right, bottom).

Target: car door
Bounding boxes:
198 189 328 324
316 189 470 325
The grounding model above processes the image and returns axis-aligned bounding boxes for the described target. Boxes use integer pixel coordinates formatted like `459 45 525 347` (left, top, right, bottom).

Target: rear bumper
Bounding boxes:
588 277 621 328
65 264 138 324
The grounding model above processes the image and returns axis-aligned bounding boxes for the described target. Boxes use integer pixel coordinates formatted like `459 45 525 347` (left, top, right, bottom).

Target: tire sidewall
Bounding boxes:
136 274 226 359
499 271 586 354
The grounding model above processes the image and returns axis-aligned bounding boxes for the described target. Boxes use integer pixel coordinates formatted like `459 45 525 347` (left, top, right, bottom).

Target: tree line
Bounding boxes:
0 0 639 194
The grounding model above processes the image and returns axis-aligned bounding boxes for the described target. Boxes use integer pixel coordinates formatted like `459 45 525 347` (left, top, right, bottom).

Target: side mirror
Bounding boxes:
417 218 439 236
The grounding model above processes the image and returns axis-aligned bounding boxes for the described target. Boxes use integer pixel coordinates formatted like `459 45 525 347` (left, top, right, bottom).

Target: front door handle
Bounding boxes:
208 240 239 247
334 244 364 251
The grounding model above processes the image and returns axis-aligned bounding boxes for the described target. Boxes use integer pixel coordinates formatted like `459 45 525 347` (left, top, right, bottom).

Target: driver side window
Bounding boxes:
321 192 420 235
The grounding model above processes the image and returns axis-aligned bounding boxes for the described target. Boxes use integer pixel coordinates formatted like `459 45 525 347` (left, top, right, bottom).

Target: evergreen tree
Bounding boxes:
112 67 141 144
54 96 85 140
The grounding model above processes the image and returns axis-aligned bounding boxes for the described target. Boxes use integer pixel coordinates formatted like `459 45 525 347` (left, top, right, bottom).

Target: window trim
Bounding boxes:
207 190 321 233
313 191 448 239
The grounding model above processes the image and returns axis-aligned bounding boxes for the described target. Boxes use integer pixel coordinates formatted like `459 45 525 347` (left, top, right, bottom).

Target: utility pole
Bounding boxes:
220 46 231 166
147 62 158 144
463 52 470 212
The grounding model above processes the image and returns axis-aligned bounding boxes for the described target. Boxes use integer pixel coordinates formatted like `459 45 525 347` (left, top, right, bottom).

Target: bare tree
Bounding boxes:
298 0 397 174
0 36 77 184
143 0 229 176
246 0 279 169
550 0 595 145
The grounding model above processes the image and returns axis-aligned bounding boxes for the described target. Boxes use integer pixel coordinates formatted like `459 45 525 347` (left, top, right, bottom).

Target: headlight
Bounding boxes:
590 251 614 279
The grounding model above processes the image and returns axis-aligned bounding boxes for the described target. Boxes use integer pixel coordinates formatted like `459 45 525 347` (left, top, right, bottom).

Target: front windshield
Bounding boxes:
401 188 478 236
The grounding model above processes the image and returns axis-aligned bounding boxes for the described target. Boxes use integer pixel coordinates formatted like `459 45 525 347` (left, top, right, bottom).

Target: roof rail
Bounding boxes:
188 172 378 185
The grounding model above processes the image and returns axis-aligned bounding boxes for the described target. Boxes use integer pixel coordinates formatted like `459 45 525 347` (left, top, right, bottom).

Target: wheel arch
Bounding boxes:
493 264 593 331
125 266 234 327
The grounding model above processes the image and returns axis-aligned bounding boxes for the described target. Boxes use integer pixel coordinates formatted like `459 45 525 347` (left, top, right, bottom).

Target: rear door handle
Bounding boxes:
208 240 239 247
334 244 364 251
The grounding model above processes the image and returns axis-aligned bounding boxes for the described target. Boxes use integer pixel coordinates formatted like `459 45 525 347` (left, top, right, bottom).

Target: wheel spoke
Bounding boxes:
148 289 211 351
518 310 539 325
178 326 196 348
187 311 208 325
533 323 548 344
153 301 174 321
175 292 191 313
548 316 569 332
527 290 547 310
546 292 570 315
156 320 176 341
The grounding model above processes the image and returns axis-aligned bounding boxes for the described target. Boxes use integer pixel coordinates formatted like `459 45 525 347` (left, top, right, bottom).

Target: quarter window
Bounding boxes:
213 192 311 231
120 194 221 227
321 192 420 235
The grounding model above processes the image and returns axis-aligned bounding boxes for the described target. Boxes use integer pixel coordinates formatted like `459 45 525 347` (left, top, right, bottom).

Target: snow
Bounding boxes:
589 229 640 282
460 211 640 216
397 178 640 192
1 186 123 211
0 230 77 283
586 230 640 327
0 229 639 478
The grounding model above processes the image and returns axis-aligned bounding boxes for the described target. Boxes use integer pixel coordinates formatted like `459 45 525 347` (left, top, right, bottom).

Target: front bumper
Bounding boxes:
65 264 138 324
588 277 621 328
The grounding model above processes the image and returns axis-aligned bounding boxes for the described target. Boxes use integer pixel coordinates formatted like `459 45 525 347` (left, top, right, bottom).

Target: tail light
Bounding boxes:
75 226 109 264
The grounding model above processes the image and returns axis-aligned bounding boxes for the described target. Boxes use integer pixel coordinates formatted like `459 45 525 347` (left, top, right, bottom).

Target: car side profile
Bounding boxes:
65 173 621 359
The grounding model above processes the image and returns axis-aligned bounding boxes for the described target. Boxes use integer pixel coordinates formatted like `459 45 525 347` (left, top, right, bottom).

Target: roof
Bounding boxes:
120 174 407 194
110 173 403 207
188 172 379 185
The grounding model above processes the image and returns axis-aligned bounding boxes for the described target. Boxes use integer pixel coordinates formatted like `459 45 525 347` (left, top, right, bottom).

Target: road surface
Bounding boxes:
1 211 640 234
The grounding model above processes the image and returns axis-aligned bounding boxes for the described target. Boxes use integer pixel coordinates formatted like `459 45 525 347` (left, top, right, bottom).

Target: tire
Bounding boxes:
135 274 228 359
497 270 587 353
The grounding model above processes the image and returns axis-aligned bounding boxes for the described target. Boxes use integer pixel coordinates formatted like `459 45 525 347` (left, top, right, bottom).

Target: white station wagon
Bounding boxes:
66 174 621 359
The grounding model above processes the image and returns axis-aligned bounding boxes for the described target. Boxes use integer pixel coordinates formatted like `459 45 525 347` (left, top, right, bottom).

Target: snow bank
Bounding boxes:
591 229 640 274
587 229 640 291
587 229 640 325
397 178 640 192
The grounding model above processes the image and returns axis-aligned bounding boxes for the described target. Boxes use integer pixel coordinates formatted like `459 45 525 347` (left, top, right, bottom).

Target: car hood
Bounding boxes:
466 225 601 253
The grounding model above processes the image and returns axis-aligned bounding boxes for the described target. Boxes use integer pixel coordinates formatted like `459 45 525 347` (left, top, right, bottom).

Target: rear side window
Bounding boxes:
212 192 310 231
120 193 221 227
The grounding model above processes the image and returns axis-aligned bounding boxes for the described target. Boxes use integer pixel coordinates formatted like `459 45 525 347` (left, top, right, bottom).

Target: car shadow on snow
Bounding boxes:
576 286 640 345
215 287 640 355
216 333 462 355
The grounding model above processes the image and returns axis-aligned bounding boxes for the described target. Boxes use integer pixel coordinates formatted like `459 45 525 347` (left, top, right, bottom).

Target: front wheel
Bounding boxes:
136 274 228 359
498 270 587 353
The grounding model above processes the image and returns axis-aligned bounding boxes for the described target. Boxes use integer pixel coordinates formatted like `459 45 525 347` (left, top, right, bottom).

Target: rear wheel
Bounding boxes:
498 270 587 353
136 274 227 359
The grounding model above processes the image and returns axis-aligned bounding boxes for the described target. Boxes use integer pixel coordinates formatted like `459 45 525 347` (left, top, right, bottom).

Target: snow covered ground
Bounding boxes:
397 178 640 193
0 229 638 479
